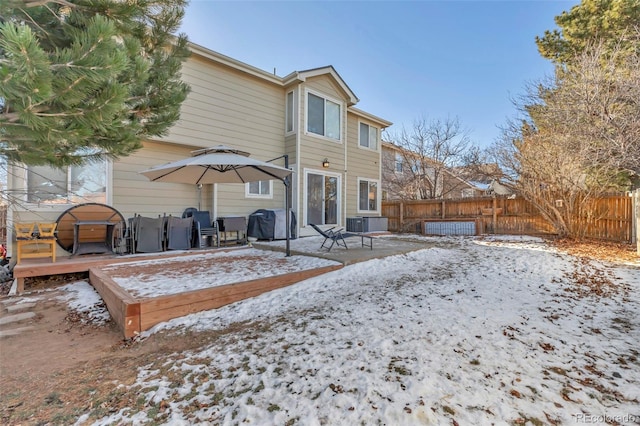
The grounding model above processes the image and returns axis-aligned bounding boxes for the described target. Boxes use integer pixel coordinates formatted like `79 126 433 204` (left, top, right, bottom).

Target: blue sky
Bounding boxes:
180 0 579 147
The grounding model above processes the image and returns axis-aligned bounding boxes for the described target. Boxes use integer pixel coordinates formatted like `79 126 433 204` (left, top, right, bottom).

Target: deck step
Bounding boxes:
5 302 37 315
0 311 36 326
0 326 35 338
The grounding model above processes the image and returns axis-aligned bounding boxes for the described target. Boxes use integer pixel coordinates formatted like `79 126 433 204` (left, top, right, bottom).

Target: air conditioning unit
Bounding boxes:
363 217 388 232
346 217 364 232
346 217 388 232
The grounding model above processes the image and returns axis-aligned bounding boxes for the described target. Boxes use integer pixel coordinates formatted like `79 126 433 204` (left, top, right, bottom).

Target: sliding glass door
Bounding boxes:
306 172 339 226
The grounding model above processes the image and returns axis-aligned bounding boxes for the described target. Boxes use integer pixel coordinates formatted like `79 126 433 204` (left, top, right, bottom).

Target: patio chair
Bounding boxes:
15 222 57 264
166 215 193 250
112 220 129 255
309 223 373 252
183 208 219 248
133 215 165 253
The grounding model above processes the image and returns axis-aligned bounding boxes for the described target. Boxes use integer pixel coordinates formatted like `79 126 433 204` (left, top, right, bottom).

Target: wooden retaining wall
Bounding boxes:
89 264 343 338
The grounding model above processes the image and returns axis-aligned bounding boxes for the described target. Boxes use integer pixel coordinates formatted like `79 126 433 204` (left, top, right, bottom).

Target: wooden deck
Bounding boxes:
12 250 216 293
12 249 343 338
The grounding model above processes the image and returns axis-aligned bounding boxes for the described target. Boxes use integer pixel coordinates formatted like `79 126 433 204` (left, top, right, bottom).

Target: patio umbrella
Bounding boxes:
139 145 294 255
139 145 292 184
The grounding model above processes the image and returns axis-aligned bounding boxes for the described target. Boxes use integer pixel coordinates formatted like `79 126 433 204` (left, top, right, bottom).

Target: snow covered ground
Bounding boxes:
101 248 340 298
61 235 639 425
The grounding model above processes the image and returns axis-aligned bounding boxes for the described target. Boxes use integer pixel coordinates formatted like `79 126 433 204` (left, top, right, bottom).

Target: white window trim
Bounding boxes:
357 121 379 152
394 153 403 174
285 89 296 135
304 88 344 143
245 180 273 199
356 177 380 214
302 168 342 227
22 158 112 209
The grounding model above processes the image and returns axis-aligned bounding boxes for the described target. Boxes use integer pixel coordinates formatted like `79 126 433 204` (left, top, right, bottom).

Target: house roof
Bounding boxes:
189 44 359 103
189 43 283 85
283 66 359 106
349 107 393 128
188 42 391 127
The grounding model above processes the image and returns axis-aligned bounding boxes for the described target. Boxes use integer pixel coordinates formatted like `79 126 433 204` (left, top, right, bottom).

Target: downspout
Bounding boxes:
343 108 348 227
296 85 302 233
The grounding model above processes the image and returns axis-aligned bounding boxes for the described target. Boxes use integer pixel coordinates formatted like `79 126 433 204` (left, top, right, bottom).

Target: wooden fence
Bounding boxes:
382 193 633 243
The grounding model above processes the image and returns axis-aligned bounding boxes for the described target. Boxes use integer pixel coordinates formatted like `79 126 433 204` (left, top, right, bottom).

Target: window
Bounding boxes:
358 179 378 212
286 91 295 133
461 188 476 198
395 153 403 173
307 92 341 140
246 180 272 198
359 122 378 150
27 160 107 204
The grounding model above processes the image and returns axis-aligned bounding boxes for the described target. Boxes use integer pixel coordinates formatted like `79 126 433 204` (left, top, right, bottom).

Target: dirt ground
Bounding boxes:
0 238 636 425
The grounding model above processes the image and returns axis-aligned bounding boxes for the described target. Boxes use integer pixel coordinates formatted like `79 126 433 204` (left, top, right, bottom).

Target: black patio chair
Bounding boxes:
309 223 373 252
166 215 193 250
183 208 219 248
132 215 165 253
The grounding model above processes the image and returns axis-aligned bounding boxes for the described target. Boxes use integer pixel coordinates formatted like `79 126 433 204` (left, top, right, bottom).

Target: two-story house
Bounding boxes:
5 43 391 257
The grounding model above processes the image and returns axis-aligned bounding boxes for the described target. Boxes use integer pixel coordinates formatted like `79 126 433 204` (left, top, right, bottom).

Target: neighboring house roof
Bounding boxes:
451 165 514 195
381 142 494 197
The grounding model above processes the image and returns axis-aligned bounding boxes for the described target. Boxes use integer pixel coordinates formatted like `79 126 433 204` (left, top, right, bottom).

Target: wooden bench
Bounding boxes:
15 222 57 264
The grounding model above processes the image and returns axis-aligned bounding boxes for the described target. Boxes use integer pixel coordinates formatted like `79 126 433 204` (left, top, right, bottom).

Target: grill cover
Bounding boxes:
247 209 296 240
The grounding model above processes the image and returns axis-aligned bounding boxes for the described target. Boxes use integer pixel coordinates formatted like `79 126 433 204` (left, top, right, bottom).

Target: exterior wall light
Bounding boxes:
322 158 330 168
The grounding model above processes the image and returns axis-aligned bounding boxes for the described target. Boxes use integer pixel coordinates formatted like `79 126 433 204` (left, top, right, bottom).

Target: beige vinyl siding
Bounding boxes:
214 182 285 219
298 76 347 172
304 75 349 101
346 114 381 217
163 56 285 153
153 54 290 220
113 141 205 219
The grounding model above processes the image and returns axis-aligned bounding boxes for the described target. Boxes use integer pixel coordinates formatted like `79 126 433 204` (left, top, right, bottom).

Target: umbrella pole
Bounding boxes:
284 155 291 257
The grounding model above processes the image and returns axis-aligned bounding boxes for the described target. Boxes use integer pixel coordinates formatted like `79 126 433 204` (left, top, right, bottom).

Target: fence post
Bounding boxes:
399 202 404 232
631 188 640 256
492 195 498 234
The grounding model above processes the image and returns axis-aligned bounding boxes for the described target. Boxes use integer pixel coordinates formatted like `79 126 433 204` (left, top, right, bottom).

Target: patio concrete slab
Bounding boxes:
253 235 431 265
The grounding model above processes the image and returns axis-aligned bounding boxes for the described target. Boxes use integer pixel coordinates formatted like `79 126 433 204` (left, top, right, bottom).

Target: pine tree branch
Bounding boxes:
24 0 75 8
17 7 51 38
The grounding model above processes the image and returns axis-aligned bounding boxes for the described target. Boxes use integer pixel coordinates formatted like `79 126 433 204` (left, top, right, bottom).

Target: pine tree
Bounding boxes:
0 0 191 167
535 0 640 65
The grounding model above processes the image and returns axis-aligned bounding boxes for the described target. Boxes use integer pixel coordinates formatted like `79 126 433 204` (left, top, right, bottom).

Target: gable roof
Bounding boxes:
283 66 359 106
189 43 360 106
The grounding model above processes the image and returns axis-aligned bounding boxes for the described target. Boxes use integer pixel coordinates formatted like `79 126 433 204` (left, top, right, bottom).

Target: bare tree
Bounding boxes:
383 116 474 200
487 37 640 237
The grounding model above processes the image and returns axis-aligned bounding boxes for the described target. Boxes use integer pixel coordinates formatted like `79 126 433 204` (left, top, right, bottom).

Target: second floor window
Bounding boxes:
359 123 378 150
286 91 295 133
307 93 340 140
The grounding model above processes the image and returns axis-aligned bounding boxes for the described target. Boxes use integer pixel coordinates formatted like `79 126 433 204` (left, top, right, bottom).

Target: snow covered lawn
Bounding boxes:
67 235 638 425
100 248 340 298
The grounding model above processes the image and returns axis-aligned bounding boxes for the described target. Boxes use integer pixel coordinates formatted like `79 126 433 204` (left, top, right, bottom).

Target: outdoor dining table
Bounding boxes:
72 220 116 255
